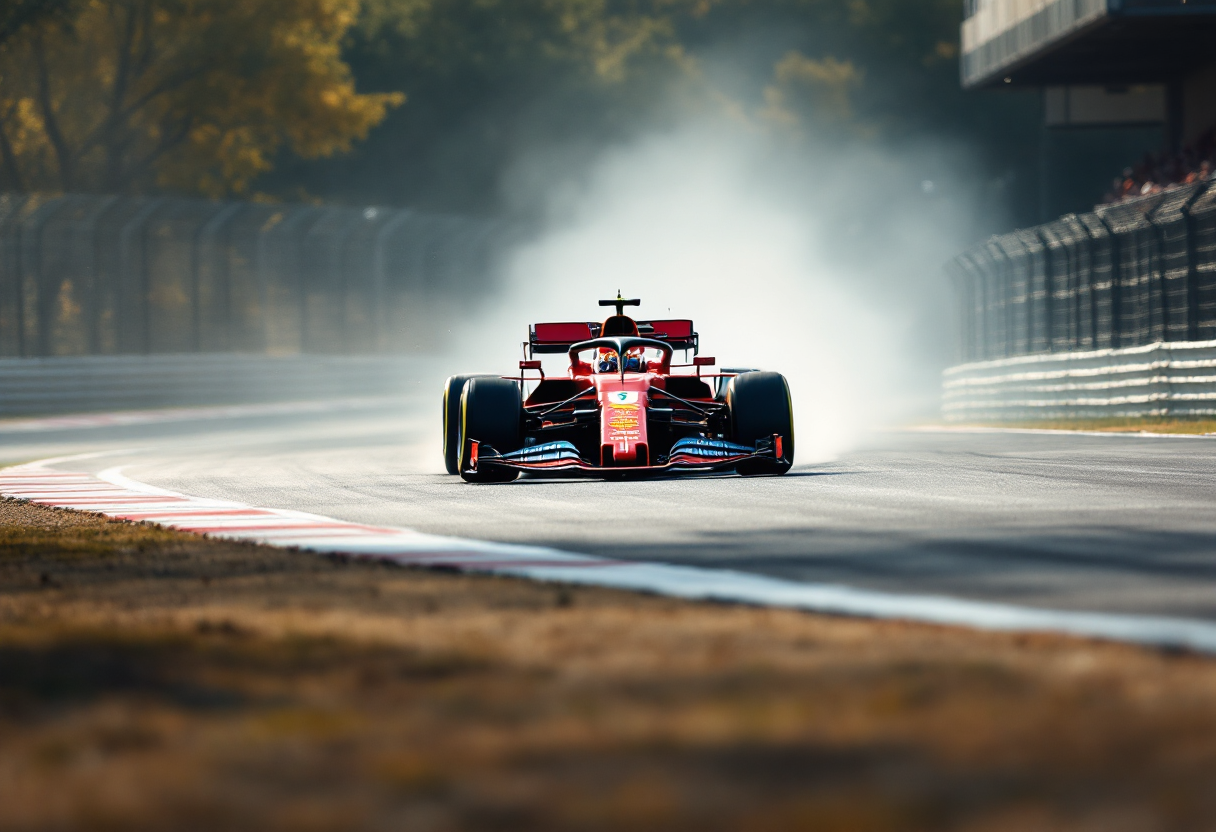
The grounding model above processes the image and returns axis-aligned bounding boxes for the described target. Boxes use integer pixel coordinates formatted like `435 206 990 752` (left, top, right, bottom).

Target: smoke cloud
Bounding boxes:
450 114 988 464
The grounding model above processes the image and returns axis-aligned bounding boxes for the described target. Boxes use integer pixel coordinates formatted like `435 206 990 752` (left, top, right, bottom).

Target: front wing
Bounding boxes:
465 435 787 478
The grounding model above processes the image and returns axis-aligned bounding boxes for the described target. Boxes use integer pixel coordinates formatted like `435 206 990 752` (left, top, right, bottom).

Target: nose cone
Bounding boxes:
597 377 650 466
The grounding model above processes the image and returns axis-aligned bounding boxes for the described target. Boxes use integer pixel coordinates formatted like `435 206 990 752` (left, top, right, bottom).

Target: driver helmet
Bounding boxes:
595 347 645 373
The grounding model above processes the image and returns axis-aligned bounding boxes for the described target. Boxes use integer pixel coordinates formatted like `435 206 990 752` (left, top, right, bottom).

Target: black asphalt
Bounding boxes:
5 399 1216 620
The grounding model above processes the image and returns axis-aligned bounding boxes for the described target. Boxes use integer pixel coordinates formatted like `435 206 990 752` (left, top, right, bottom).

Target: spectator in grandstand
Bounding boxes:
1103 128 1216 204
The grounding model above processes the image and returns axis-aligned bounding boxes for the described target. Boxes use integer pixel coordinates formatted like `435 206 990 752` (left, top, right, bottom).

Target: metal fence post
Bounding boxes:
117 198 166 354
21 196 81 357
372 208 413 352
191 202 242 352
1145 208 1169 343
80 195 121 354
988 240 1014 358
204 202 247 351
965 254 986 361
276 206 324 352
1095 213 1120 348
1181 187 1205 342
0 189 508 358
328 209 366 354
0 194 30 357
1034 228 1054 352
303 206 349 353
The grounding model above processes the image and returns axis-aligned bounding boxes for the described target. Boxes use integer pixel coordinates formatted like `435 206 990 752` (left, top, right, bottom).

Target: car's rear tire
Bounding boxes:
458 377 523 483
442 374 495 474
726 371 794 476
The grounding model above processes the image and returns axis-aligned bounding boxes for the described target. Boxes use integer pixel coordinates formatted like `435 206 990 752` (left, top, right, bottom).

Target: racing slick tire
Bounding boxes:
726 371 794 476
458 377 523 483
716 368 760 401
442 374 496 474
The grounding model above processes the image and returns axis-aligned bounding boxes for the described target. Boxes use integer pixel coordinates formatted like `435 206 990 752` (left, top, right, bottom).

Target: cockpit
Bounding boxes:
594 347 646 374
538 294 682 378
593 302 646 373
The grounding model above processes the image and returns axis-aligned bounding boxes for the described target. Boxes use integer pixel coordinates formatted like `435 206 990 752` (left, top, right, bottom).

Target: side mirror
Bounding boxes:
693 355 714 376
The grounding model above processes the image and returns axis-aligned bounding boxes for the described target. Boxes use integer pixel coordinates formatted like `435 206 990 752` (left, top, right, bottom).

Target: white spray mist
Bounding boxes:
448 119 983 464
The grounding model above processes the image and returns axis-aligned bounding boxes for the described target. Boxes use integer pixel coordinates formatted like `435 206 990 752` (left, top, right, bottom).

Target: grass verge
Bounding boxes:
959 417 1216 434
3 498 1216 831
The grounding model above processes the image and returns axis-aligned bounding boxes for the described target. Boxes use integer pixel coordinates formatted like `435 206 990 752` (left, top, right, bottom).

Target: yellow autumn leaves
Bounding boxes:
0 0 402 196
0 0 967 200
761 53 863 134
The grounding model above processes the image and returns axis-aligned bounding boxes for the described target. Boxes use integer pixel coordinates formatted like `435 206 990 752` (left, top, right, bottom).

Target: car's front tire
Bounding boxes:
458 377 523 483
726 371 794 476
715 368 760 401
442 374 496 474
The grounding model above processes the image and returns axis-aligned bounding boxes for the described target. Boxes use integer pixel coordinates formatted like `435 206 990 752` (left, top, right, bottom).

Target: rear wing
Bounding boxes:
529 319 698 355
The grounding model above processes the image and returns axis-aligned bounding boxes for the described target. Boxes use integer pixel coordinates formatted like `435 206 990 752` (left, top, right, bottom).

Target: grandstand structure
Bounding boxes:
952 0 1216 363
963 0 1216 147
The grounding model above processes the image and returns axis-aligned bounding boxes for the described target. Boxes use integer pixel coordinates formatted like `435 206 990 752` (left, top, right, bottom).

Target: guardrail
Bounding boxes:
0 354 440 416
0 193 511 358
942 340 1216 422
949 180 1216 364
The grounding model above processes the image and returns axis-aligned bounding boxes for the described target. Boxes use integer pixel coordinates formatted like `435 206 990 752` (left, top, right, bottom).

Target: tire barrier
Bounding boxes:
942 340 1216 422
949 180 1216 364
0 193 512 358
0 353 440 416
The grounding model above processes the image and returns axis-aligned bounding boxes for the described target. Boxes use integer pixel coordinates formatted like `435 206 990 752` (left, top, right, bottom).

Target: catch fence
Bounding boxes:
0 193 511 358
949 180 1216 363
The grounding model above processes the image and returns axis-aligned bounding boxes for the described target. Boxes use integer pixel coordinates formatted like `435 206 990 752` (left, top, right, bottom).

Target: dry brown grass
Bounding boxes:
3 498 1216 831
964 417 1216 434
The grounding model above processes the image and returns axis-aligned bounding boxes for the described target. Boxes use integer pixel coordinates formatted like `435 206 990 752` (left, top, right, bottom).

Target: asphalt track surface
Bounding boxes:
5 388 1216 622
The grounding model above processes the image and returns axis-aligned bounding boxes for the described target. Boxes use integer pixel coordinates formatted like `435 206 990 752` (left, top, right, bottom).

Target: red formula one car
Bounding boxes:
442 295 794 482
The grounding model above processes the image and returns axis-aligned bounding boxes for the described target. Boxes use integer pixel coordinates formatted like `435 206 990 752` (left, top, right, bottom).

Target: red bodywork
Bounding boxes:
598 377 649 465
461 311 785 478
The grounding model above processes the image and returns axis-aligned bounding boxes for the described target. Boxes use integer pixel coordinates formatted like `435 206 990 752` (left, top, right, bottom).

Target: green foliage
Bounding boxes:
264 0 701 209
0 0 402 196
760 52 864 135
356 0 690 83
0 0 1047 221
261 0 1041 218
0 0 74 50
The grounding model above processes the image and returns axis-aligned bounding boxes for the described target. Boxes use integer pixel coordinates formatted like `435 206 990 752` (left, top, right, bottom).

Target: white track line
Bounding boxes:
7 458 1216 654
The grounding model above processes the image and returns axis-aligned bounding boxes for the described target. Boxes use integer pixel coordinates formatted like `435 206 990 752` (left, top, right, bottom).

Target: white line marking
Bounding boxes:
7 457 1216 654
96 466 191 497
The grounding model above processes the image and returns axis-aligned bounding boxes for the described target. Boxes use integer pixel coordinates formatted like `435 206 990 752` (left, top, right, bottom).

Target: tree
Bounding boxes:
0 0 403 195
260 0 701 210
0 0 72 50
265 0 992 211
760 52 864 136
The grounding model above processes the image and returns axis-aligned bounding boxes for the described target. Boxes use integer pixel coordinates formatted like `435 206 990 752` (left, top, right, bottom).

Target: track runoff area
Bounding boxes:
6 394 1216 654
